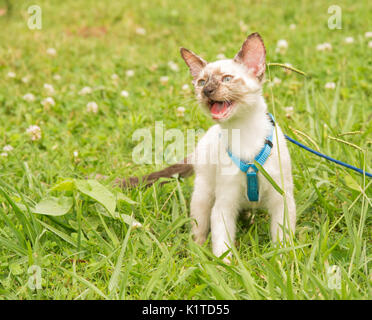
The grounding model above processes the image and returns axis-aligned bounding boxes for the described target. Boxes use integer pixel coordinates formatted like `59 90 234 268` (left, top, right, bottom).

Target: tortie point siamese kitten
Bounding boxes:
180 33 296 261
119 33 296 262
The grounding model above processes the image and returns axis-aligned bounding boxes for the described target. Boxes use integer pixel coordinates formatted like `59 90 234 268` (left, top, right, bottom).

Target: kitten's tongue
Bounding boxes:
211 101 229 118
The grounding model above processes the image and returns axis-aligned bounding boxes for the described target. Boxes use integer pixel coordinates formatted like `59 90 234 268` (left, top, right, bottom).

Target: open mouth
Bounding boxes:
208 100 235 120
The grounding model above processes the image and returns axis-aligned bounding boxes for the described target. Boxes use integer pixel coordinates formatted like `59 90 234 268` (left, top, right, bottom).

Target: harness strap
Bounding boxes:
226 113 275 201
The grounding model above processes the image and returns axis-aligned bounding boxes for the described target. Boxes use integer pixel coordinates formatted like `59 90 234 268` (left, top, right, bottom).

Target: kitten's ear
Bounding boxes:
234 32 266 80
180 47 207 79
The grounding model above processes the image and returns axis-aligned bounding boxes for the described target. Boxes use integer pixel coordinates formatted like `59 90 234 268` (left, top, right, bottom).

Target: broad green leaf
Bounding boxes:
95 203 119 219
50 179 76 191
120 213 142 228
96 203 141 226
116 191 138 205
33 197 73 216
75 179 116 215
69 216 101 233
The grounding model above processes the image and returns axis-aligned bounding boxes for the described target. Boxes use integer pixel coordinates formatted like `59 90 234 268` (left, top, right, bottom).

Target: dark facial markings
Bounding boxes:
197 73 235 99
202 77 220 98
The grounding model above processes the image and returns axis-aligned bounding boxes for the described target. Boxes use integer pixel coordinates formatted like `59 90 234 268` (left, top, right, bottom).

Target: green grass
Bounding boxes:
0 0 371 300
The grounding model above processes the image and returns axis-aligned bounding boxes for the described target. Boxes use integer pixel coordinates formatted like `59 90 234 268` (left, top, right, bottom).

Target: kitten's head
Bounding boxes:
180 32 266 122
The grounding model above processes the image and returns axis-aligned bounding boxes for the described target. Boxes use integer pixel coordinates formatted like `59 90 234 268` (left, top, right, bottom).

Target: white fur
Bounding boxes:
189 59 296 261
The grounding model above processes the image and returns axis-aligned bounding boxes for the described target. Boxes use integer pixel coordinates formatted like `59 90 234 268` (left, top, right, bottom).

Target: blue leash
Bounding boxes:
284 135 372 178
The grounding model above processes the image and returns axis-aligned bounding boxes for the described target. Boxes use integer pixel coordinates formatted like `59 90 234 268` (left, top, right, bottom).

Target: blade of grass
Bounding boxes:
108 224 132 295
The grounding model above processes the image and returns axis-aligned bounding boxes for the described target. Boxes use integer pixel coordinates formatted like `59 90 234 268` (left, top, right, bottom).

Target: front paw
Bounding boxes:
222 254 232 265
193 234 207 245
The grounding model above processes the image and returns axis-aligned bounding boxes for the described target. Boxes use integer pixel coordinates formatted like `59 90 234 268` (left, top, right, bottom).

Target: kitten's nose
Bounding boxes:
203 86 215 97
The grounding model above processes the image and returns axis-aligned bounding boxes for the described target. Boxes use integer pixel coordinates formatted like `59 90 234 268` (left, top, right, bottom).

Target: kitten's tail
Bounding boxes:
114 157 194 188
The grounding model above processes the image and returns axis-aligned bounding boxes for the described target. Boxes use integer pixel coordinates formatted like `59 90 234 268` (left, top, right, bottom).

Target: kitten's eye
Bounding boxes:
222 75 233 83
197 79 206 86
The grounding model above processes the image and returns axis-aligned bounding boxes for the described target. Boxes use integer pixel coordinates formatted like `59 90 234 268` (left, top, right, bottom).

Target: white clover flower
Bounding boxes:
73 151 79 157
268 77 282 87
323 43 332 50
325 82 336 89
176 106 185 117
135 27 146 35
3 145 13 152
126 70 135 77
46 48 57 56
168 61 179 72
79 86 93 95
22 75 31 83
41 97 55 108
182 84 189 91
275 39 288 54
132 221 142 229
160 76 169 85
53 74 61 81
216 53 226 60
365 32 372 38
289 24 296 30
344 37 354 44
316 44 324 51
120 90 129 97
368 41 372 48
26 125 42 141
43 83 55 95
0 152 8 157
86 101 98 113
7 71 16 78
316 43 332 51
111 73 119 81
277 40 288 49
239 20 248 33
23 93 36 102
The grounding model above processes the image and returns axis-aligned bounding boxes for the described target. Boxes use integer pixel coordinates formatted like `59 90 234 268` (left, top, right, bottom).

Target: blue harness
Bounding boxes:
226 113 275 201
